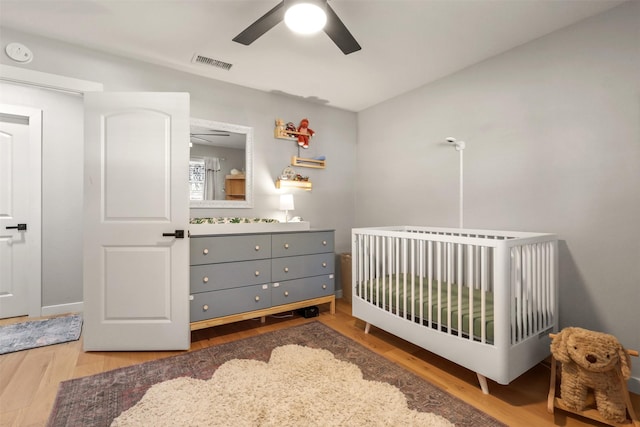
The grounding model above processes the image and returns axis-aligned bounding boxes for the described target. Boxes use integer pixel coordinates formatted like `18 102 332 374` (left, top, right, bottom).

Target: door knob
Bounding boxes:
6 224 27 231
162 230 184 238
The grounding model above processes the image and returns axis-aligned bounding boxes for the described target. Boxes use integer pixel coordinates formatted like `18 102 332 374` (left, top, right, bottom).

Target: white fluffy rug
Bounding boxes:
111 344 454 427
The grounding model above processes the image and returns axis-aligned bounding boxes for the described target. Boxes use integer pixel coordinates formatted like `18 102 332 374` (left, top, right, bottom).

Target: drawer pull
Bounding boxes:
255 296 260 302
322 262 327 268
202 304 209 311
203 248 209 255
322 284 327 290
322 240 327 246
284 267 289 273
203 276 209 283
284 291 289 297
255 245 260 251
255 271 260 276
284 243 289 249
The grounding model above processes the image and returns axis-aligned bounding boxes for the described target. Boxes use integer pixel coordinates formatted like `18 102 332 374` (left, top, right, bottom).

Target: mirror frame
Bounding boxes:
189 118 254 209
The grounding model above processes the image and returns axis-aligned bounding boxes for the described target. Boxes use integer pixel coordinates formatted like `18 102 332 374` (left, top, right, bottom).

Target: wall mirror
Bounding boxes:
189 118 253 208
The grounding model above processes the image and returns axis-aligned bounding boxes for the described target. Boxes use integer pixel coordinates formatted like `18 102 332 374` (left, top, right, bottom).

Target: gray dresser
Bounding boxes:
189 230 335 330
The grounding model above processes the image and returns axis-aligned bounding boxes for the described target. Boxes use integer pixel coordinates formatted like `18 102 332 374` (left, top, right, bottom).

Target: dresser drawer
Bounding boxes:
271 231 334 258
271 253 334 282
190 234 271 265
271 275 335 307
190 259 271 293
190 284 271 322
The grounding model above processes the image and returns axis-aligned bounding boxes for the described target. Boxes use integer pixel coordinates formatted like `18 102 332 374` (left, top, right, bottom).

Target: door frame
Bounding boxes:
0 64 103 317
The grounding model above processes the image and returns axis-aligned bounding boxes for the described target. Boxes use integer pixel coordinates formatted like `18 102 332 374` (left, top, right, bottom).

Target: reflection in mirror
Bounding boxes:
189 118 253 208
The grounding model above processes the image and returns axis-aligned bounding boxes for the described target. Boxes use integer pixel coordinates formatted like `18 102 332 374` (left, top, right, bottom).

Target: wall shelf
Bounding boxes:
274 119 303 140
291 156 325 169
224 174 245 200
275 179 312 191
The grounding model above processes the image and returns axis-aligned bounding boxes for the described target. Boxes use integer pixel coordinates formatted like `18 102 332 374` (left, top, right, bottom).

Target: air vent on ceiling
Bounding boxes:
191 54 233 71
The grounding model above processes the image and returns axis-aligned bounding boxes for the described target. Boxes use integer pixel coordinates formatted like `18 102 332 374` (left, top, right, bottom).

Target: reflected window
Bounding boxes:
189 159 205 201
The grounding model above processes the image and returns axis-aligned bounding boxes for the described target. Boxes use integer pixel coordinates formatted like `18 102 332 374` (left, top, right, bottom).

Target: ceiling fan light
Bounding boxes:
284 3 327 35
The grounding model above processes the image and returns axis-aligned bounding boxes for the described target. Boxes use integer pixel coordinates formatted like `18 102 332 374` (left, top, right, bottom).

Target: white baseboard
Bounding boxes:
40 301 83 317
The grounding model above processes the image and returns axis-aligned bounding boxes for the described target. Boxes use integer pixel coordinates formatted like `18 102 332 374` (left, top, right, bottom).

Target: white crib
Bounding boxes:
352 226 558 394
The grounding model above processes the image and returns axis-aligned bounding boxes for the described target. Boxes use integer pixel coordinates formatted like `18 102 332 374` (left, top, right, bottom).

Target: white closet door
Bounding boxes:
0 105 41 319
83 92 190 351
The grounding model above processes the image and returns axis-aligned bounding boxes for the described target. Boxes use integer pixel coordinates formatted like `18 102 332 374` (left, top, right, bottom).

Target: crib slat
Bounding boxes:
437 241 442 329
428 240 433 328
410 238 416 323
510 247 518 344
395 237 400 316
526 244 533 337
516 246 523 342
376 235 381 311
457 243 463 340
402 237 408 320
481 246 487 344
419 240 425 323
468 245 474 341
446 242 452 337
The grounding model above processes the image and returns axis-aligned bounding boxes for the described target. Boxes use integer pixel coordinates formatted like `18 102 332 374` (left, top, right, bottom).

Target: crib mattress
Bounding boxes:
359 275 494 343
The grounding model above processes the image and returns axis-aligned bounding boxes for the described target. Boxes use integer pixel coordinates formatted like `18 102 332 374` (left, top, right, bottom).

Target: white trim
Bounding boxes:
41 301 84 317
0 64 103 93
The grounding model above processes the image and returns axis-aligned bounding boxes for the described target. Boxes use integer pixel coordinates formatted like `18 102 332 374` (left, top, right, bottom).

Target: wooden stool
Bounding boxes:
547 333 639 426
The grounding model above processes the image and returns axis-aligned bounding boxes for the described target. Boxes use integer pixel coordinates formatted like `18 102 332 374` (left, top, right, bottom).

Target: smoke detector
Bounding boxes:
5 42 33 63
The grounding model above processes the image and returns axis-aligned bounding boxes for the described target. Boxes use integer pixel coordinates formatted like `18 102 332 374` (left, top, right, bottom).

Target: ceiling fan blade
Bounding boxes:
233 1 286 45
323 3 361 55
190 136 212 143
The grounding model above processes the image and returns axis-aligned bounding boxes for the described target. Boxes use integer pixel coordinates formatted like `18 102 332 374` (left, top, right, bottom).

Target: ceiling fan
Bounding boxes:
232 0 361 55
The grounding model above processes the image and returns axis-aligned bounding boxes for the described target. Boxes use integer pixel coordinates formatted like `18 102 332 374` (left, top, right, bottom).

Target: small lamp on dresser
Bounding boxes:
279 194 295 223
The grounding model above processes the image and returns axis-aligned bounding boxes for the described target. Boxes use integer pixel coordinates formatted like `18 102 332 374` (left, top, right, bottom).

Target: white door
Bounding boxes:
83 92 190 351
0 105 42 319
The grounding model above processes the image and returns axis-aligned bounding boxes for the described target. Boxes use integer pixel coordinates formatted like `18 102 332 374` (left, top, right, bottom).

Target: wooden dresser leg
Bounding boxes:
364 322 371 334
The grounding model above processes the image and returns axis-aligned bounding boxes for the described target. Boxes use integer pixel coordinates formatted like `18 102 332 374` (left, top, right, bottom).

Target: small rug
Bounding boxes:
112 345 454 427
0 313 83 355
47 321 505 427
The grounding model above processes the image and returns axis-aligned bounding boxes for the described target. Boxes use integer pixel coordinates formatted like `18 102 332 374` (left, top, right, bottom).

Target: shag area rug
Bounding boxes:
0 313 82 355
47 321 506 427
112 344 453 427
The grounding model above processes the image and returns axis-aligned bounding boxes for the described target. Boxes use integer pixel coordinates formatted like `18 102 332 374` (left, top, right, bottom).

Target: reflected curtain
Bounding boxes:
203 157 221 200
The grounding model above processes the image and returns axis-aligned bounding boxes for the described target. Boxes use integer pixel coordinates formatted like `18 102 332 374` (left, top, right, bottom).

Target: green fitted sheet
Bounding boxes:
359 274 494 343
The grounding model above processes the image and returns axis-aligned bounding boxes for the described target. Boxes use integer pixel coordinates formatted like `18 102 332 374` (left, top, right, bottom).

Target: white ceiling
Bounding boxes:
0 0 625 112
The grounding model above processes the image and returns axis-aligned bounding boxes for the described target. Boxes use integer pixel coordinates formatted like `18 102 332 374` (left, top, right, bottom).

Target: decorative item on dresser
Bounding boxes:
189 230 335 331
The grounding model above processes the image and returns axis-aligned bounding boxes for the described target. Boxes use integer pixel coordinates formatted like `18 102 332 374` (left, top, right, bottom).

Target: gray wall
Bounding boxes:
0 27 357 306
356 1 639 391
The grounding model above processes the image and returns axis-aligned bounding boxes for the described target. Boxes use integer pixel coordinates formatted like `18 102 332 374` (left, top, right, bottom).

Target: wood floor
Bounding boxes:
1 299 638 427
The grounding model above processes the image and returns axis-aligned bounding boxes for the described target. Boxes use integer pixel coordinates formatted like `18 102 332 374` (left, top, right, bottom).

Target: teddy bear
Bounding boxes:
296 118 314 148
550 327 632 423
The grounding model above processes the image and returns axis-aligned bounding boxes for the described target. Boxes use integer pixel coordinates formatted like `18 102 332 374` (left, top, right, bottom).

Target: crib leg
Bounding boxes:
364 322 371 334
477 373 489 395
